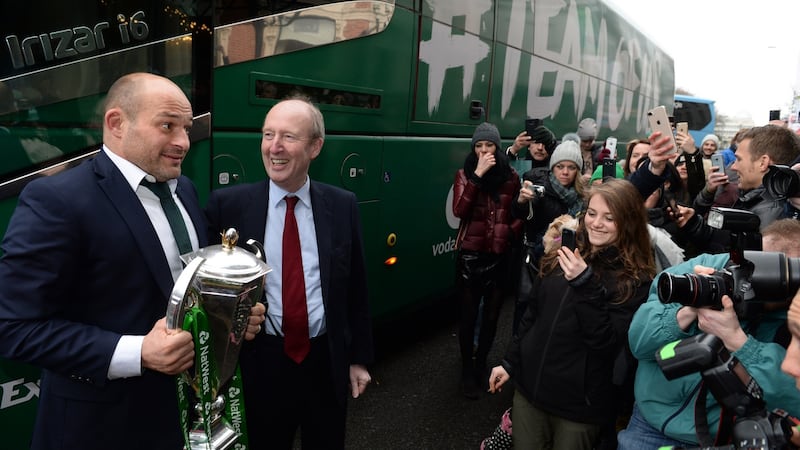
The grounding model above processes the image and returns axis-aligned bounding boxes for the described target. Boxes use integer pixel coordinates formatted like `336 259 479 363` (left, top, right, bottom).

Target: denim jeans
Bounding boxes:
617 404 692 450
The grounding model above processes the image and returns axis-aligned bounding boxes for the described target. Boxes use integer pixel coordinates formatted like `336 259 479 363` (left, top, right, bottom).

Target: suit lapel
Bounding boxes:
93 152 175 298
241 182 270 243
310 182 332 304
175 178 208 247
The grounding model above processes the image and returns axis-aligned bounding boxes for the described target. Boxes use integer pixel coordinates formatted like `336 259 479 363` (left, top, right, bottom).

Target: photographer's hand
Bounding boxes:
676 306 699 331
697 295 748 352
518 180 535 204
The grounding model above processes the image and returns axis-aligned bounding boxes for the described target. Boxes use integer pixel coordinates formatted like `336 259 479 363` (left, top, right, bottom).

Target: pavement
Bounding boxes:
343 297 516 449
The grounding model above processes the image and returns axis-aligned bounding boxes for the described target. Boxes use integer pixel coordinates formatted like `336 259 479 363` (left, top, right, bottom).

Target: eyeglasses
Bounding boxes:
674 158 686 166
262 131 309 144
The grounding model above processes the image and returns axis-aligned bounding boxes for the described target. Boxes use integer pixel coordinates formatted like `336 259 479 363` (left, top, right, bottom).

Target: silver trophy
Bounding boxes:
167 228 271 450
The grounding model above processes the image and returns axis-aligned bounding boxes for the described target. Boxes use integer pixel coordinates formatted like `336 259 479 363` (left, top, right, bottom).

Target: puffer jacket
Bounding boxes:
453 169 522 254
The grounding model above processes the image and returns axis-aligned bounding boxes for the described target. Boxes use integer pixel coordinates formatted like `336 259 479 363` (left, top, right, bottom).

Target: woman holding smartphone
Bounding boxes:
489 179 655 449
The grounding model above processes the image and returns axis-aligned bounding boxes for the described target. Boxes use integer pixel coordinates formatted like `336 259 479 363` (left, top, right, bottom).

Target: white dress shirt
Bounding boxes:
263 177 326 338
103 145 199 379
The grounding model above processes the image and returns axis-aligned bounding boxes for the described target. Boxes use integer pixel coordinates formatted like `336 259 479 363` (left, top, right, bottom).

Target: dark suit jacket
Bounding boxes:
0 150 208 450
204 180 374 406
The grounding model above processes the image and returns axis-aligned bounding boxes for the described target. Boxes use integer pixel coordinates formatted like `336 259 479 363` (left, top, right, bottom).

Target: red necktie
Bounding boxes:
282 196 310 363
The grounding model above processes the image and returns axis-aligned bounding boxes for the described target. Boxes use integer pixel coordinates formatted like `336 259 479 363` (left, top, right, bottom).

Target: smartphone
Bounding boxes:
602 158 617 180
525 118 542 137
676 122 689 136
604 136 618 159
561 228 576 251
710 153 725 171
710 152 728 182
667 197 682 221
647 106 678 155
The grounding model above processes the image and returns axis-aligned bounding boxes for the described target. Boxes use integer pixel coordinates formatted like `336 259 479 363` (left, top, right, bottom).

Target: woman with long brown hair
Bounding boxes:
489 179 655 449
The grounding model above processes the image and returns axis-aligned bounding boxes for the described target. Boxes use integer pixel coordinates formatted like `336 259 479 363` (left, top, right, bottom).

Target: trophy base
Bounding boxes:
187 418 239 450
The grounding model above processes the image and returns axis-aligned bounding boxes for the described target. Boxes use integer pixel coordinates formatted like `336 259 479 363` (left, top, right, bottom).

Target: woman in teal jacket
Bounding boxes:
618 252 800 449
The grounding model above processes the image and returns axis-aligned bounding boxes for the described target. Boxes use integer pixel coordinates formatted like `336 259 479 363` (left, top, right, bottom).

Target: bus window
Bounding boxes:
674 95 716 145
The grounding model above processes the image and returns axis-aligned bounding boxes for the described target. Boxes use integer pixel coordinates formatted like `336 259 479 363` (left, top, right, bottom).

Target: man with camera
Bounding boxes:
634 126 799 253
617 215 800 449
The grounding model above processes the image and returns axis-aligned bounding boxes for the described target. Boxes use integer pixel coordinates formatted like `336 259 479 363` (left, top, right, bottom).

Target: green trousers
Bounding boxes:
512 390 601 450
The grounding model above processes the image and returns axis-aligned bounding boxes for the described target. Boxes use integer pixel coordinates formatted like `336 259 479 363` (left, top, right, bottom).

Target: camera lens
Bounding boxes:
743 251 800 302
657 273 728 308
763 165 800 199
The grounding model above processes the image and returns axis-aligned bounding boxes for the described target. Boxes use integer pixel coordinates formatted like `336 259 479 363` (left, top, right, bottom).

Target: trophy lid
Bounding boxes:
181 228 271 283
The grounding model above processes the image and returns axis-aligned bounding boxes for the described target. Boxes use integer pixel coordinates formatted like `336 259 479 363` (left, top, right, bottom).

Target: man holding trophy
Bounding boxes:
0 72 265 450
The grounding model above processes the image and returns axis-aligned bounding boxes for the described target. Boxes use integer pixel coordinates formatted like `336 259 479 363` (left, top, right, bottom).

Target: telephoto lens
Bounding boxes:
763 164 800 199
656 271 732 309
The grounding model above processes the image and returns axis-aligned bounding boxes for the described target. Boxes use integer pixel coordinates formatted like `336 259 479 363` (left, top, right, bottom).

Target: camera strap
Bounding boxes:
694 380 735 446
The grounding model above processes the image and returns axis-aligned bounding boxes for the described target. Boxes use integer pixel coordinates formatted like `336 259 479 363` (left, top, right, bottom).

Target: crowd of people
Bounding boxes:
2 71 800 450
453 113 800 449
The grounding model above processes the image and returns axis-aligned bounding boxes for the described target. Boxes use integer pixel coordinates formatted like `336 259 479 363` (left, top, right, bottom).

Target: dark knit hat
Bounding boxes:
471 122 502 151
529 125 557 154
577 118 598 140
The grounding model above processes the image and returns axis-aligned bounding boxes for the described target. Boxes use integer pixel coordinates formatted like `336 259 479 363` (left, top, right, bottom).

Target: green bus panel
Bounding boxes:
0 0 677 445
371 136 466 318
212 8 416 136
0 360 38 450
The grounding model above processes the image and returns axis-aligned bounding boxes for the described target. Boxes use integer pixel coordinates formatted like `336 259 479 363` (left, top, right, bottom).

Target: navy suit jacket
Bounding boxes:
0 151 208 450
204 180 374 405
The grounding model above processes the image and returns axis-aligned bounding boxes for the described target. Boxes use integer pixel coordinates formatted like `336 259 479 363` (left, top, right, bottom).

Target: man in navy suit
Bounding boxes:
0 72 265 450
205 97 374 449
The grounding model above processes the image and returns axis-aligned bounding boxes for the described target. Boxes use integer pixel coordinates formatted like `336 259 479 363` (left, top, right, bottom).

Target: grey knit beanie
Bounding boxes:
471 122 502 151
577 118 598 140
549 140 583 171
701 134 720 148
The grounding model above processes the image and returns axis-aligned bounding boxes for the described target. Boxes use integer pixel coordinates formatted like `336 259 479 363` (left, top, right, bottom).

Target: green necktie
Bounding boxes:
141 179 194 255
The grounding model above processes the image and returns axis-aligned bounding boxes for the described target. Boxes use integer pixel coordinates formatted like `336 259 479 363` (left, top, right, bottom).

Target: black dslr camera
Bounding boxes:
657 208 800 318
656 334 798 449
763 164 800 200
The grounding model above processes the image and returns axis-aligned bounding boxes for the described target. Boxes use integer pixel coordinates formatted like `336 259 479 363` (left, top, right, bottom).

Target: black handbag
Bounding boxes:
458 251 502 278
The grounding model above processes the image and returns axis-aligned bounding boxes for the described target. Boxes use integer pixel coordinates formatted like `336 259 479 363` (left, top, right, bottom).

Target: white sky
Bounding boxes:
606 0 800 124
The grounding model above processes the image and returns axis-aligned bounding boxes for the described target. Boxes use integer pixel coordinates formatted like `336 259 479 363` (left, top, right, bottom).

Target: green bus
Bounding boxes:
0 0 673 445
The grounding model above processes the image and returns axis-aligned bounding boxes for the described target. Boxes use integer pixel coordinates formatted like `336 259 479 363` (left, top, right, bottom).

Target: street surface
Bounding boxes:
344 298 515 449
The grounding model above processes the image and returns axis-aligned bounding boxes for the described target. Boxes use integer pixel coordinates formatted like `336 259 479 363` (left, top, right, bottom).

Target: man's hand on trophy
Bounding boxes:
244 302 267 341
141 317 195 375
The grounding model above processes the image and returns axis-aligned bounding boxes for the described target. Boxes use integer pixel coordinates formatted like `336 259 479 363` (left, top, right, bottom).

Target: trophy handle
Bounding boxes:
167 256 206 330
245 238 266 263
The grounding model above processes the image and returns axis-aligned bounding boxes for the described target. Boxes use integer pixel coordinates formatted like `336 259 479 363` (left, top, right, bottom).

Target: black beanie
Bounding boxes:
471 122 502 151
529 125 557 154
